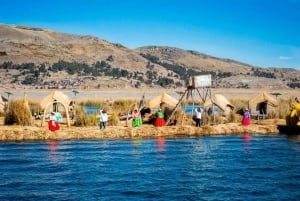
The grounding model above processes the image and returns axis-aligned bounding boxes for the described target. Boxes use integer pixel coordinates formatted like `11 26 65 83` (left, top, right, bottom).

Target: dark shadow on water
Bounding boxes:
277 125 300 136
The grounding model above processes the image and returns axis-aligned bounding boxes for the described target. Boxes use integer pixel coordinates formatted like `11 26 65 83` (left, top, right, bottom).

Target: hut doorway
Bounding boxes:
258 102 267 115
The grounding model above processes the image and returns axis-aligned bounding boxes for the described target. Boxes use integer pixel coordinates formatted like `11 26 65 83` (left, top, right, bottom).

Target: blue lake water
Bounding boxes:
183 105 202 114
84 106 100 115
1 134 300 201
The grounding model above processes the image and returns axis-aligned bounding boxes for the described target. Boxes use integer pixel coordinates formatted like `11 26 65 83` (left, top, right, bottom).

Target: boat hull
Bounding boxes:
278 125 300 135
282 103 300 135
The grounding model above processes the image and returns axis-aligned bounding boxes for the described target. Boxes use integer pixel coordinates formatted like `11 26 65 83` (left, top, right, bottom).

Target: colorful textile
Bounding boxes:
242 117 250 126
132 117 142 127
55 113 62 122
242 111 251 126
156 111 164 118
48 120 60 131
155 117 166 127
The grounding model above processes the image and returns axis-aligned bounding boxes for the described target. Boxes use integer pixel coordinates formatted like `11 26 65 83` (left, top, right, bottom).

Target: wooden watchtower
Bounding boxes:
166 75 214 125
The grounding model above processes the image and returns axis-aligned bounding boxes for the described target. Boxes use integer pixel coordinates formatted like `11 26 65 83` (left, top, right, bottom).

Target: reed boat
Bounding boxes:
279 101 300 134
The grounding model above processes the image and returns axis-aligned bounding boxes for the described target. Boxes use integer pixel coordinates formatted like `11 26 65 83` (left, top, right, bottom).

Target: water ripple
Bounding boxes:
0 135 300 200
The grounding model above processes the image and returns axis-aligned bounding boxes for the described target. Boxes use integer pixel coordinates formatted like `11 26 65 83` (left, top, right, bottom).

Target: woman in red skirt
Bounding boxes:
155 109 166 127
48 112 60 131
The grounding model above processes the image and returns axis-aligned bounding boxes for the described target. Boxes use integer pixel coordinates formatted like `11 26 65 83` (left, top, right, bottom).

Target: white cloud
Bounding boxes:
279 56 293 60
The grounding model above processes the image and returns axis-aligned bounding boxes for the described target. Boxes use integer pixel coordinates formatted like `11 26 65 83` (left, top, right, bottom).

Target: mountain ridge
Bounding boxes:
0 23 299 89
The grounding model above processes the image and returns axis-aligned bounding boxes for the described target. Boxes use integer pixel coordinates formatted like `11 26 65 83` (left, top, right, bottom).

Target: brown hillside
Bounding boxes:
0 24 161 73
135 46 253 74
0 23 300 89
135 46 300 88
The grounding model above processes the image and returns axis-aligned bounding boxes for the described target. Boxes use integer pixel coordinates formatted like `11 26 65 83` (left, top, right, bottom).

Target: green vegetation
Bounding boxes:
252 68 276 79
0 51 7 56
287 82 300 88
0 55 299 89
0 59 179 88
140 53 234 85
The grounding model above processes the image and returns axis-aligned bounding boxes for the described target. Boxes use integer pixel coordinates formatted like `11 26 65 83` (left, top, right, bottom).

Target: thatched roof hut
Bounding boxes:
204 94 235 115
0 96 5 113
40 91 72 127
148 93 178 109
248 92 278 115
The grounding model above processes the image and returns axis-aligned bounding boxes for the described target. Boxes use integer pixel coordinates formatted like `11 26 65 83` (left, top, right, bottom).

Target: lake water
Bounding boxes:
84 106 100 115
1 134 300 201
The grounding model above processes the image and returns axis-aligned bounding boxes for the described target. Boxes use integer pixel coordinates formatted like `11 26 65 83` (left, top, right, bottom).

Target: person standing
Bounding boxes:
48 112 60 131
195 107 202 127
99 109 108 129
242 108 251 126
132 109 142 127
155 109 166 127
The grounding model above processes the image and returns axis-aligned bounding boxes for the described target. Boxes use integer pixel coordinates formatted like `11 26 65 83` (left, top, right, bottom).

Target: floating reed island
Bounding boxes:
0 88 295 141
0 120 283 142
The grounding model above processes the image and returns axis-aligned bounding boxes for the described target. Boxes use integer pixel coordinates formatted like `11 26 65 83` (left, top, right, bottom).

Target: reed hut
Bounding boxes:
0 96 5 113
40 91 72 127
148 93 178 109
204 94 235 116
248 92 278 117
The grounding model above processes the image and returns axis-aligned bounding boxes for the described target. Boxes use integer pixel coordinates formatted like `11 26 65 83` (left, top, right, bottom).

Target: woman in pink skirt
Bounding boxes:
242 108 251 126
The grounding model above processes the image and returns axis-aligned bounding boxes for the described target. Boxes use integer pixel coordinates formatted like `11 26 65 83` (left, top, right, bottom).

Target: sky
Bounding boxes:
1 0 300 69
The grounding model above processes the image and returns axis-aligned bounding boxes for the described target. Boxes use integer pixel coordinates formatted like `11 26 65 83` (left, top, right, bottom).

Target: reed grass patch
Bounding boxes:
108 112 120 126
226 111 242 123
73 105 98 126
28 100 42 116
79 100 105 107
276 98 290 119
4 99 32 126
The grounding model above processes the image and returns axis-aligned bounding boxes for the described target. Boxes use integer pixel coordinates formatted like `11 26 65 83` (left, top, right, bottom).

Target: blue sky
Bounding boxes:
1 0 300 69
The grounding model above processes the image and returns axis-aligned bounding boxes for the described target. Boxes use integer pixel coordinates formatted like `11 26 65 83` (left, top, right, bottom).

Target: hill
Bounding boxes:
0 23 299 89
136 46 300 88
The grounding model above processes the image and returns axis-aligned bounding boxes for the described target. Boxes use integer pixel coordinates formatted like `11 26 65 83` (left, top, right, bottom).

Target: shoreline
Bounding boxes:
0 87 294 142
0 122 282 142
1 88 300 100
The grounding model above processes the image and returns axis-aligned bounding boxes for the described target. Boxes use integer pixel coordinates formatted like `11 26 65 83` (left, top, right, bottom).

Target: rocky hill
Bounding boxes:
0 23 299 89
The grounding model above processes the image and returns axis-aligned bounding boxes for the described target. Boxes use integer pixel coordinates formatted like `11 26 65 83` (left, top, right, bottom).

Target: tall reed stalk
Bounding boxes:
5 99 32 126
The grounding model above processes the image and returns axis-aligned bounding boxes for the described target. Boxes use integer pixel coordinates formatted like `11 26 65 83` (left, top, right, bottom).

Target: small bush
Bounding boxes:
108 112 120 126
113 99 136 111
276 98 290 119
226 111 242 123
202 114 210 125
5 100 32 125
